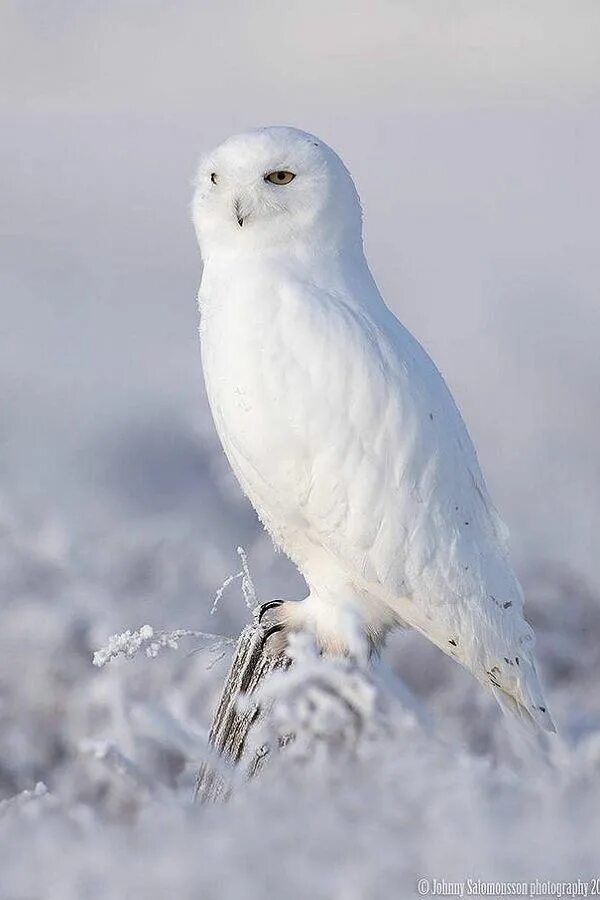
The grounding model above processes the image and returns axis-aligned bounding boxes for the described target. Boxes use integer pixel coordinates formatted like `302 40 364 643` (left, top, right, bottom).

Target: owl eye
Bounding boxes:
265 171 296 185
210 173 218 184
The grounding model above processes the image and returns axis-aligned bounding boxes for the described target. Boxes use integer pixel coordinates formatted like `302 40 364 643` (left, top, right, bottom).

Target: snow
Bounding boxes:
1 499 600 897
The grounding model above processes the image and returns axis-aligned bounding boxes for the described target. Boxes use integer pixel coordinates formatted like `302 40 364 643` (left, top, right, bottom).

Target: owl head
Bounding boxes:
192 126 362 260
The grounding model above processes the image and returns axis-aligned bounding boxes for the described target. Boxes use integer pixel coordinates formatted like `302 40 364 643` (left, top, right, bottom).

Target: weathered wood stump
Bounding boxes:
194 615 289 803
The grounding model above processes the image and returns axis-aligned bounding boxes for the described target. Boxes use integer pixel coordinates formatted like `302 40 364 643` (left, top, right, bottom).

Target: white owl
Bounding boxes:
193 126 554 733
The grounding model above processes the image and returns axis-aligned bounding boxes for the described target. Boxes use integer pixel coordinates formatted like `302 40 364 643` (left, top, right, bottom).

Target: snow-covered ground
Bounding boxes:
2 3 600 896
1 484 600 898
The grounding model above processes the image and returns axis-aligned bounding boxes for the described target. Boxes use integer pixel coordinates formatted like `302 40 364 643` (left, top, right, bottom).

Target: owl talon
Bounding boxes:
256 599 284 623
259 621 288 657
255 601 288 654
262 622 285 641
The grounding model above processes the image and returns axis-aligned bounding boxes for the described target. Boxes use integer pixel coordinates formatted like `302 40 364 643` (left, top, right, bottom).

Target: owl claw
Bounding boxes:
256 599 284 623
262 622 285 643
256 602 288 656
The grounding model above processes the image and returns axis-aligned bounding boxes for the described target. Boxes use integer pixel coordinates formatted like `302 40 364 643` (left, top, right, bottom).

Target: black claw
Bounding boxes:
257 600 284 623
262 623 285 644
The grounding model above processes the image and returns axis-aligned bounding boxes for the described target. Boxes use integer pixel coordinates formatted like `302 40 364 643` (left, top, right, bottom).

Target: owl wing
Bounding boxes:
260 276 553 731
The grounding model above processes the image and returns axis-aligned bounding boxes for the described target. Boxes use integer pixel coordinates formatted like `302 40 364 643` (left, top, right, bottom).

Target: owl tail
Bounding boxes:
490 683 558 764
480 642 556 735
475 643 557 764
491 683 555 735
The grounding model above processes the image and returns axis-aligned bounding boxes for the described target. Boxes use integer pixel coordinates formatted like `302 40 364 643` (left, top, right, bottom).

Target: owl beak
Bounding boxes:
234 199 244 227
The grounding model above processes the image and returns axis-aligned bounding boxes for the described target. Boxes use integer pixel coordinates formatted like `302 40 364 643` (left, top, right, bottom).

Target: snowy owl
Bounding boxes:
193 126 553 733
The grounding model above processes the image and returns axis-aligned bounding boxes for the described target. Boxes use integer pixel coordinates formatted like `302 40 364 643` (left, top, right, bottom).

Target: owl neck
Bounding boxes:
203 238 377 304
204 226 366 271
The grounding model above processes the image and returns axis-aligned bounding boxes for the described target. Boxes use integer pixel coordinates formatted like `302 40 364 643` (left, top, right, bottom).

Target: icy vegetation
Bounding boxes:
1 494 600 899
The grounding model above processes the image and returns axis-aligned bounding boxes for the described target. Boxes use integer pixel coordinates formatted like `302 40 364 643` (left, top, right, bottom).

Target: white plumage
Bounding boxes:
193 126 553 733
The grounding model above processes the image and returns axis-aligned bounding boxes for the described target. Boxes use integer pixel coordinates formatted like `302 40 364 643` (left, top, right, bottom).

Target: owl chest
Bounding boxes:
200 287 315 473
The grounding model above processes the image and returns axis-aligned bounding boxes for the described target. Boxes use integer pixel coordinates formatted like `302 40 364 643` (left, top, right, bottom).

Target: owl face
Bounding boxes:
192 127 362 260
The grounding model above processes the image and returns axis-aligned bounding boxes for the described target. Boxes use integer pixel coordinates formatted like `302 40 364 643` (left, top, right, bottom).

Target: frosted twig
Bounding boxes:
210 570 243 616
204 650 227 671
93 625 230 668
209 546 258 615
237 545 258 609
187 637 234 661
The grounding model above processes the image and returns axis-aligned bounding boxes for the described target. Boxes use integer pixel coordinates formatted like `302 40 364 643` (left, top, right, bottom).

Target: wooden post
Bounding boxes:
194 616 289 803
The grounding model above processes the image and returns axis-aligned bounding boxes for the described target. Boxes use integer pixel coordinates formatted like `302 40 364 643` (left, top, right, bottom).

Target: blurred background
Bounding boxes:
2 1 600 581
1 3 600 893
